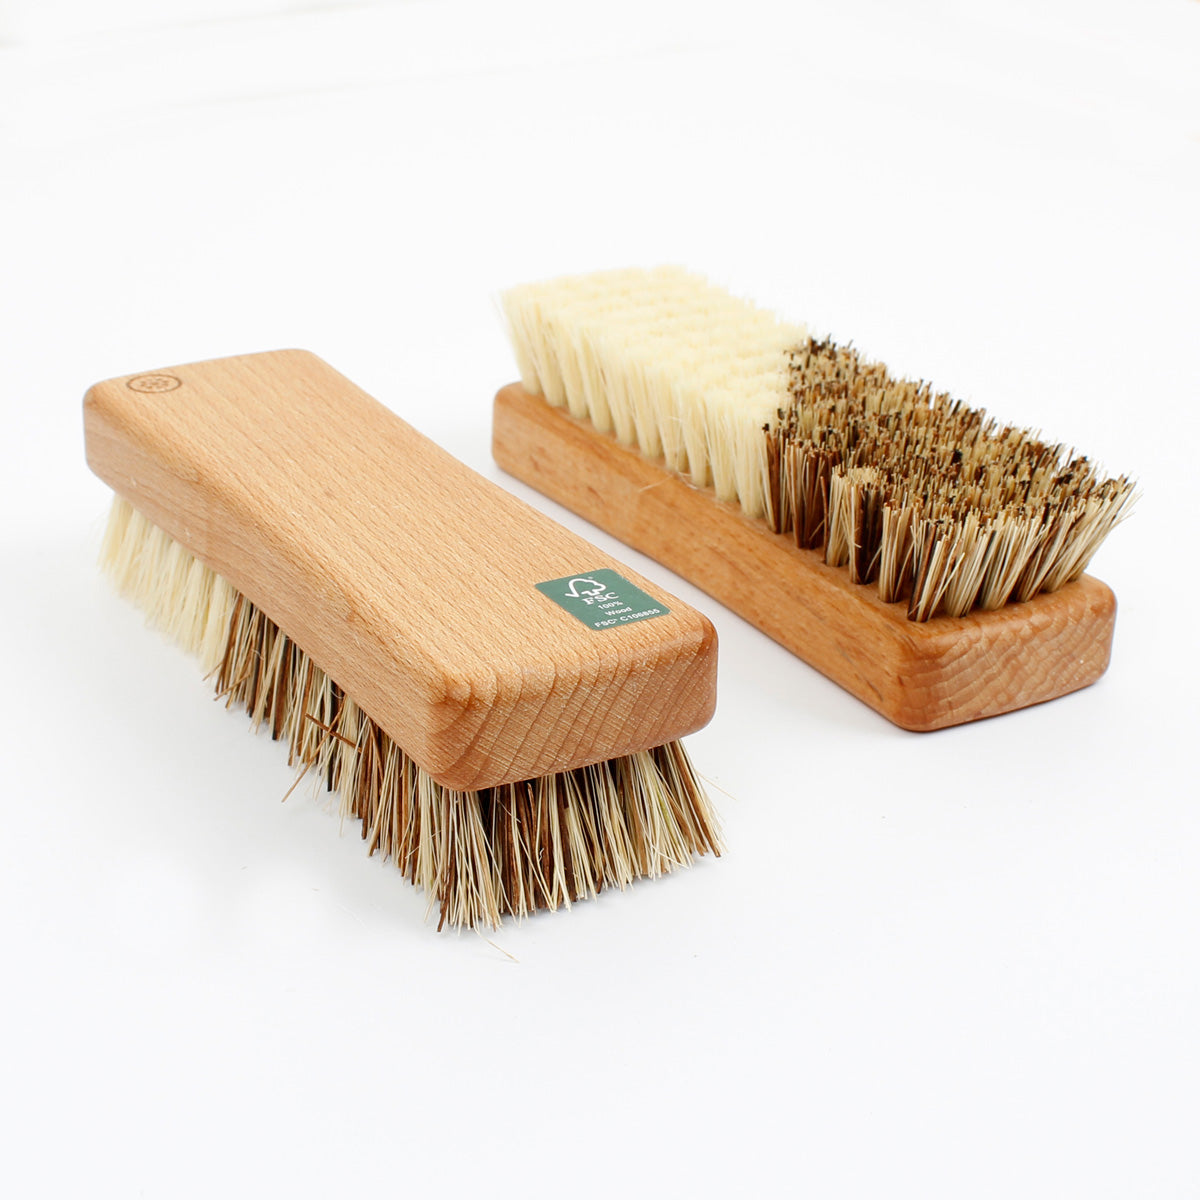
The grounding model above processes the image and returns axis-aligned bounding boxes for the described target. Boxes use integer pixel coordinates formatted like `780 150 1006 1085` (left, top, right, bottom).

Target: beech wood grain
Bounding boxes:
492 382 1116 731
84 352 717 788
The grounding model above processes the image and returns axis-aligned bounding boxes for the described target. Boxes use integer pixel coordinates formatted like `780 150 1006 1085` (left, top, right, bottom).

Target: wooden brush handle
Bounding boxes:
84 352 717 788
493 383 1117 731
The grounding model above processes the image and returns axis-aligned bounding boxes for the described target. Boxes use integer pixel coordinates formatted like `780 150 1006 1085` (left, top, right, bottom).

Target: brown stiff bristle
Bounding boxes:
764 338 1136 620
100 497 721 930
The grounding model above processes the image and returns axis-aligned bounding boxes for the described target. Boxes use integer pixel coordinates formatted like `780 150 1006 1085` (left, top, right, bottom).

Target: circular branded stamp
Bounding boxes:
126 373 183 394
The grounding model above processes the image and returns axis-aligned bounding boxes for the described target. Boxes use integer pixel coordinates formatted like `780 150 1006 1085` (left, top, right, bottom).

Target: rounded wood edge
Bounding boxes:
872 577 1117 731
424 611 719 790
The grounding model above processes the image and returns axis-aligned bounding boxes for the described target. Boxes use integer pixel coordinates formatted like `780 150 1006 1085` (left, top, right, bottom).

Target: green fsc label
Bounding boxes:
534 569 670 631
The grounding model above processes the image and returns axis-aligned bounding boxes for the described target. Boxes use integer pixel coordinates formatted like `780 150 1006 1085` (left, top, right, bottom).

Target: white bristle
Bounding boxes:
501 267 805 519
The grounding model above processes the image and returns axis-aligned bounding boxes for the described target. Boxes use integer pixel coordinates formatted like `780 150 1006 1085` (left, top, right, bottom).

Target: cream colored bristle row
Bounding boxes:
502 270 1135 622
501 266 806 519
100 497 721 930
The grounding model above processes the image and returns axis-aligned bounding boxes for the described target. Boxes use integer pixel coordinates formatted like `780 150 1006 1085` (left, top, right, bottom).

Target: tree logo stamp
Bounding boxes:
535 568 670 630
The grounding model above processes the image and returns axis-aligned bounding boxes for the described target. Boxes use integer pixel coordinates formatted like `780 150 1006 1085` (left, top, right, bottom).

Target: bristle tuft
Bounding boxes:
501 267 804 519
768 337 1137 620
100 497 721 929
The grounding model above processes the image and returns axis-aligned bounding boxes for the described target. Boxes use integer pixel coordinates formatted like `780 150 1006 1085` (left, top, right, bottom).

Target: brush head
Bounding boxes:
84 350 717 789
99 498 721 928
501 269 1134 623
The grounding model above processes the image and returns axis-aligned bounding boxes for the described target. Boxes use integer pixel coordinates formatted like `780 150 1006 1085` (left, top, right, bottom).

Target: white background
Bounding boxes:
2 2 1198 1196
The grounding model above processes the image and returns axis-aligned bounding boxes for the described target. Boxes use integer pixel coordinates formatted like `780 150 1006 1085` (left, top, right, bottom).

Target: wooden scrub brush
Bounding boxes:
84 350 720 929
493 268 1135 731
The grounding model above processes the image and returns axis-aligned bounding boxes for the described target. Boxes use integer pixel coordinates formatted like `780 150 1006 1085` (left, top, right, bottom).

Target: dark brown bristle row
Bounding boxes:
212 592 721 930
764 338 1135 621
